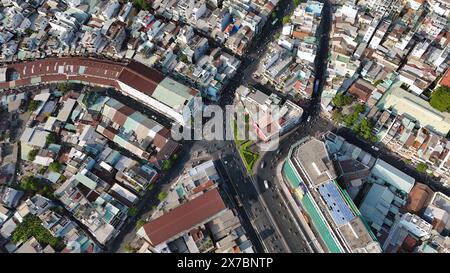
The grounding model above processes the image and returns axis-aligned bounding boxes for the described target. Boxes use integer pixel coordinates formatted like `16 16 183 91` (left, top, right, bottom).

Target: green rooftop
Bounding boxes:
283 160 301 189
304 36 316 44
302 193 342 253
75 173 97 190
336 54 350 63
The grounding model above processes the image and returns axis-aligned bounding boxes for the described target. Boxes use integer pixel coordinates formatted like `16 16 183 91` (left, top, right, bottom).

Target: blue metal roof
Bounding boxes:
318 181 355 226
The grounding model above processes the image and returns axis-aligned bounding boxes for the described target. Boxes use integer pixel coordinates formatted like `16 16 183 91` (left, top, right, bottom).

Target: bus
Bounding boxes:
314 79 320 93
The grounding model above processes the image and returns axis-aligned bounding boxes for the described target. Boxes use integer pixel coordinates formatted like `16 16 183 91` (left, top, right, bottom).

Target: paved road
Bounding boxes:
245 0 334 253
210 0 334 253
108 0 330 253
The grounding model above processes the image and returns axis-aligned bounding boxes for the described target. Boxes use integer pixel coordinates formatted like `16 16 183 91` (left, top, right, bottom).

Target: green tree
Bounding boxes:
171 153 179 161
416 163 428 173
25 28 34 36
2 131 11 141
46 132 58 145
293 0 301 7
272 10 277 20
157 191 168 202
134 0 149 11
12 215 61 248
332 93 353 108
27 100 41 112
124 243 138 253
331 111 344 123
343 112 359 127
28 149 38 161
128 206 138 217
136 219 146 230
282 16 290 24
48 162 62 173
430 86 450 112
354 103 366 114
38 166 47 175
353 118 376 142
57 82 70 94
179 54 189 63
20 176 55 199
161 159 173 171
373 79 383 86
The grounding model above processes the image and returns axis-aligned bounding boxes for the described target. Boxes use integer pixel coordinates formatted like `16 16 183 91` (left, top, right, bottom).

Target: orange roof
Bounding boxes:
292 31 309 39
440 68 450 88
403 183 434 214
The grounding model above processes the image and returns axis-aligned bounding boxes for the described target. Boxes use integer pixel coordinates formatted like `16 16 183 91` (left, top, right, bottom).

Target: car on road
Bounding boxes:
264 180 270 189
307 116 311 122
371 145 380 151
261 161 266 168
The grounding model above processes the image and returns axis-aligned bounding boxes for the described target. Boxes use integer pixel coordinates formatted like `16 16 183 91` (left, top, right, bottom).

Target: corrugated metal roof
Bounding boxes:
56 98 77 122
75 172 97 191
152 77 197 111
142 188 226 246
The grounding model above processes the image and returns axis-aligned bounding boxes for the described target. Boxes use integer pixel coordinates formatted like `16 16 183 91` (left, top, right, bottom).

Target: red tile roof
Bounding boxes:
192 180 215 194
440 68 450 88
403 183 434 214
117 62 164 97
348 79 375 102
142 188 226 246
0 57 125 89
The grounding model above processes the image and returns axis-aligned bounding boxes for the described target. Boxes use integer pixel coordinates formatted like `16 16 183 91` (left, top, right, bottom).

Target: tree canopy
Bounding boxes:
28 149 38 161
12 215 61 249
343 112 359 127
332 93 353 108
158 191 168 202
430 86 450 112
416 163 428 173
28 100 41 112
25 28 34 37
134 0 150 11
48 162 62 173
46 132 58 145
20 176 55 199
354 103 366 114
56 82 71 94
136 219 146 230
353 118 377 143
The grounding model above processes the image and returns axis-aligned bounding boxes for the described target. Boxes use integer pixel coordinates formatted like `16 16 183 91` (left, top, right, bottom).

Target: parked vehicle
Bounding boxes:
264 180 269 189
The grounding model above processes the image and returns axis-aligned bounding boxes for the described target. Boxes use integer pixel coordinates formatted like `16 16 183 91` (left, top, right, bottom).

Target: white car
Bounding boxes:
264 180 269 189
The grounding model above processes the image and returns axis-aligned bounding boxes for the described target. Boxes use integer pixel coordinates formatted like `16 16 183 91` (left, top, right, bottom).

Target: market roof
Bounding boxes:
141 188 226 246
151 77 199 113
